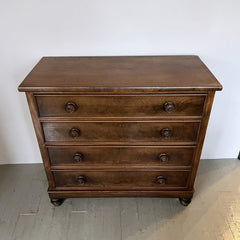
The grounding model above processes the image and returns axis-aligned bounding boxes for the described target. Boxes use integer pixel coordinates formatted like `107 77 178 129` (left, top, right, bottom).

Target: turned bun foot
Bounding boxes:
50 198 65 206
179 197 192 206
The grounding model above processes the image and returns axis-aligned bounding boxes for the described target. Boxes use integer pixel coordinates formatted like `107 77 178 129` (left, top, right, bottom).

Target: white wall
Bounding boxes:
0 0 239 164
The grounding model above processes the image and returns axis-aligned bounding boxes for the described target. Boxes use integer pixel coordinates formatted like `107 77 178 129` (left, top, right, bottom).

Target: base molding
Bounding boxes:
48 189 194 199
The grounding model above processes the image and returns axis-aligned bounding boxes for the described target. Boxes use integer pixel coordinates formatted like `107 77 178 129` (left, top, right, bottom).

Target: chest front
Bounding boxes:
18 56 222 206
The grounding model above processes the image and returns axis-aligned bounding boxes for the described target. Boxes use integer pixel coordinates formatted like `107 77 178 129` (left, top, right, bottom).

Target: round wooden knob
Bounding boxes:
73 153 84 162
69 128 81 138
164 102 175 113
158 153 169 162
65 102 78 113
156 176 166 185
77 175 86 185
160 128 172 138
163 102 175 113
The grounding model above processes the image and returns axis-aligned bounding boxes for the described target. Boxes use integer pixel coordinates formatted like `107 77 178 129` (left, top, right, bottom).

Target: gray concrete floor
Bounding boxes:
0 159 239 240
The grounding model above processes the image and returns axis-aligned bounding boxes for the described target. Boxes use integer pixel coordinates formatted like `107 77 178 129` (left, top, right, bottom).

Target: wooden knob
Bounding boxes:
77 175 86 185
164 102 175 113
160 128 172 138
158 153 169 162
73 153 84 162
65 102 78 113
156 176 166 185
69 128 81 138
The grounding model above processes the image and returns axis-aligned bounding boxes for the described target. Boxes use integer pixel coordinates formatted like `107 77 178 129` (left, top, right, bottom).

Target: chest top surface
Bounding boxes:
18 56 222 92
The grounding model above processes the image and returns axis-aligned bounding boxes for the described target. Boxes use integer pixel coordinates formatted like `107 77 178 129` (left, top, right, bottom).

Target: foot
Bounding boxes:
179 197 192 206
50 198 65 206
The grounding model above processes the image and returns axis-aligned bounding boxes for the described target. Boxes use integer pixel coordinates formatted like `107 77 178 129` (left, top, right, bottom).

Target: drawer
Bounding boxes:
53 170 190 189
36 94 205 117
48 146 195 166
42 121 200 143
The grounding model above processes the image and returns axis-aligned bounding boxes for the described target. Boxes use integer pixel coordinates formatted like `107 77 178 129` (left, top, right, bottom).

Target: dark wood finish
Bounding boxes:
52 170 190 189
48 189 194 198
18 56 222 206
50 198 65 206
48 146 195 167
36 94 205 117
164 101 175 113
72 152 84 163
42 121 200 143
65 102 78 113
25 93 55 188
76 175 87 185
158 153 169 163
188 91 216 188
156 176 166 185
179 197 192 206
18 56 222 92
69 128 81 138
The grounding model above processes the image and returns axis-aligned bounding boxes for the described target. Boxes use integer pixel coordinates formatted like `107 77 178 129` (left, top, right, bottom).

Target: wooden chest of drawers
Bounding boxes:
18 56 222 206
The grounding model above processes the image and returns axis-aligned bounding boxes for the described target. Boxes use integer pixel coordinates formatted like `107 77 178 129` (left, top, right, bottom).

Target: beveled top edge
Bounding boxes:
18 55 223 92
18 86 222 92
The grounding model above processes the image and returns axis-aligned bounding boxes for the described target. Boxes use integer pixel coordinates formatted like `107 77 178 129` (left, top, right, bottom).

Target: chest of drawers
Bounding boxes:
18 56 222 206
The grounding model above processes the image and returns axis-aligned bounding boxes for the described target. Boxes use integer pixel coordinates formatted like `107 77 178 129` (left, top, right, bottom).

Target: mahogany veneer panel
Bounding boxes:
53 170 190 189
48 146 195 167
42 121 200 143
36 94 205 117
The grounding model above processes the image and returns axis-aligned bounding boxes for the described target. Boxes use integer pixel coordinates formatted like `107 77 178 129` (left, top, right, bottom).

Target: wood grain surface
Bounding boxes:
48 146 195 167
42 121 200 143
18 56 222 92
36 94 205 117
52 170 190 189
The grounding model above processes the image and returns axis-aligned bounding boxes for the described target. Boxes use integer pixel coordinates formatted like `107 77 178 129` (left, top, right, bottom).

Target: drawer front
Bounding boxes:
48 146 195 166
36 95 205 117
53 170 190 189
42 122 200 143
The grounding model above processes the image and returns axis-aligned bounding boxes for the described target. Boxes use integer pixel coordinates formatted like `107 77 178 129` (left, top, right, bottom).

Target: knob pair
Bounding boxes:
76 175 166 185
69 128 172 138
65 101 175 114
